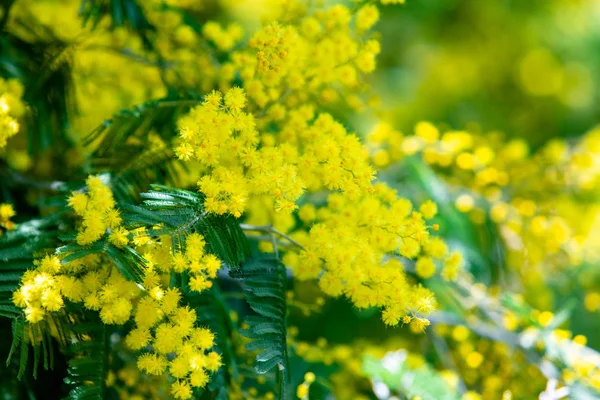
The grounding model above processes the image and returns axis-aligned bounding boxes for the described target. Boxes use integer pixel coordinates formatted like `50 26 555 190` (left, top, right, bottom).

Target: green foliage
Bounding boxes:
123 184 250 267
84 97 200 154
0 216 62 315
56 239 146 284
0 23 76 155
7 317 61 382
120 183 261 397
230 256 290 398
85 98 201 202
79 0 155 47
0 216 71 385
64 316 109 400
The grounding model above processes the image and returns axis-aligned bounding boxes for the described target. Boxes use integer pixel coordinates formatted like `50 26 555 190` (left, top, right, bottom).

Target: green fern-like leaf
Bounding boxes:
79 0 155 48
0 216 62 310
84 96 201 202
55 239 146 284
84 96 200 155
0 28 77 155
6 317 60 381
63 315 109 400
123 184 250 267
230 256 289 399
0 216 66 383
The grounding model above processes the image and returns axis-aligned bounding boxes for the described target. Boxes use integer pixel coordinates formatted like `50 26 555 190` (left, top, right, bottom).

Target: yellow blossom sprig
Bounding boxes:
0 78 25 149
11 176 225 398
130 288 223 399
0 203 17 235
368 121 600 310
174 88 461 329
168 2 462 330
176 87 375 218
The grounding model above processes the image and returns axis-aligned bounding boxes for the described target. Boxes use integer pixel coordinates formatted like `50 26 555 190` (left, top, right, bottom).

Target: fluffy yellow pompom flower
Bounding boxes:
126 328 151 350
137 353 168 375
25 306 45 323
171 381 193 400
135 297 163 329
162 288 182 315
205 352 222 372
382 306 402 326
296 383 309 398
0 203 16 234
191 327 215 350
0 78 24 149
189 275 211 292
190 369 209 388
108 226 130 248
169 356 191 379
415 257 436 279
224 87 247 111
356 4 380 32
39 255 62 274
419 200 438 219
67 193 88 216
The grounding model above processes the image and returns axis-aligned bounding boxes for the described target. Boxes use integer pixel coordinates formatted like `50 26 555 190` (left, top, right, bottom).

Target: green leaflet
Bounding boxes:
0 216 65 383
84 98 199 154
64 316 109 400
55 239 146 284
6 318 58 381
0 217 60 307
78 0 155 48
230 256 290 399
123 185 250 267
0 32 76 155
84 96 201 203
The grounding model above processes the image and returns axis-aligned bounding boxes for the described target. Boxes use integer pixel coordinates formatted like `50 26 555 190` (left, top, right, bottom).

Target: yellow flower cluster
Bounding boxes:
132 290 222 399
176 88 374 217
283 186 463 327
0 204 17 235
12 178 222 398
12 177 139 324
237 4 381 111
3 0 386 157
12 252 137 324
68 176 129 246
433 324 546 399
0 78 25 149
176 87 462 327
167 2 465 328
368 121 600 308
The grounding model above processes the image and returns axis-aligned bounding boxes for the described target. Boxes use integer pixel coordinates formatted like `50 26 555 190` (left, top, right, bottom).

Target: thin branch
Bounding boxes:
0 165 68 192
240 224 305 250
